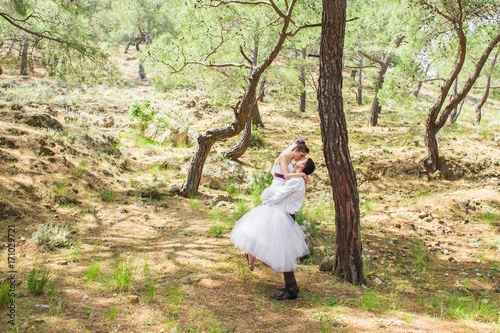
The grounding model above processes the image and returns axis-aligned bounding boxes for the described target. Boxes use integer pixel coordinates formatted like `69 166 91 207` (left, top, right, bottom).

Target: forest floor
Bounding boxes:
0 53 500 333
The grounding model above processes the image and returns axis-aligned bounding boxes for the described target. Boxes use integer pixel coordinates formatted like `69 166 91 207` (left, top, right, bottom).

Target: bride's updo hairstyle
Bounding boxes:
303 158 316 175
296 143 309 154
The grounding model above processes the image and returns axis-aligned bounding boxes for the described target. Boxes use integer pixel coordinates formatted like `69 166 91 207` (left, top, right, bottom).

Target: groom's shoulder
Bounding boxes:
288 177 305 187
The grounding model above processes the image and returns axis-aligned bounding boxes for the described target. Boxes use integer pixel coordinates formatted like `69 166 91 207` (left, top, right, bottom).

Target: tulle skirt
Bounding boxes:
230 204 310 273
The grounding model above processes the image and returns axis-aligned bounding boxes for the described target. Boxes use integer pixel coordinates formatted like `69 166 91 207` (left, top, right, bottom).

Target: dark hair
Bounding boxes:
303 158 315 175
295 143 309 154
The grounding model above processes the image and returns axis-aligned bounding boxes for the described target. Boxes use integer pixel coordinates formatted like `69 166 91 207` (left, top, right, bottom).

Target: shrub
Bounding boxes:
32 223 73 250
129 100 157 133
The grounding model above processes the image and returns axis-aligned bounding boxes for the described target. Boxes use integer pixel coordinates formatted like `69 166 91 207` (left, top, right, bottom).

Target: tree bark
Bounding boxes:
357 53 363 105
299 47 307 112
20 38 29 75
223 42 262 159
318 0 363 285
181 5 294 197
475 49 498 125
258 78 266 102
449 77 459 123
413 62 430 98
425 29 500 171
361 35 404 126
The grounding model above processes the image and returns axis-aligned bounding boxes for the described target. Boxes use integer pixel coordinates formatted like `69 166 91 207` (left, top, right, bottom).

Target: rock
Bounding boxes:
199 158 246 191
423 216 433 223
207 195 224 206
170 327 178 333
98 115 115 128
168 184 180 194
127 295 140 304
23 114 63 131
145 118 199 147
319 257 334 272
56 260 68 265
34 304 50 309
418 211 429 219
374 278 382 285
82 295 89 301
0 137 17 149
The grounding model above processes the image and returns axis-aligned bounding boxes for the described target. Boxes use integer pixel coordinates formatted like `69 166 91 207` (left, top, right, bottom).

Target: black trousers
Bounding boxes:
284 214 299 295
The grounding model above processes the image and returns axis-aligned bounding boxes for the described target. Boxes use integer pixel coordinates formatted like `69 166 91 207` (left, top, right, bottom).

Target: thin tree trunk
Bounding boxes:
299 47 307 112
258 78 266 102
413 62 430 98
182 7 293 197
357 53 363 105
449 77 459 123
20 38 29 75
475 49 498 125
361 35 404 126
318 0 363 285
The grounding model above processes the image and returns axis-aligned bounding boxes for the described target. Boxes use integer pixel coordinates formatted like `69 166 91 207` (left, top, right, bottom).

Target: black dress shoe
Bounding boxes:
272 291 298 300
277 287 299 293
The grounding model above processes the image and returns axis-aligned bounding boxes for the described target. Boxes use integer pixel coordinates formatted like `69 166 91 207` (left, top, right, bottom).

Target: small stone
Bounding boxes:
443 250 451 255
56 260 68 265
374 278 382 285
34 304 50 309
168 184 180 194
127 295 140 304
170 327 178 333
82 295 89 301
476 259 481 263
319 257 334 272
418 212 429 219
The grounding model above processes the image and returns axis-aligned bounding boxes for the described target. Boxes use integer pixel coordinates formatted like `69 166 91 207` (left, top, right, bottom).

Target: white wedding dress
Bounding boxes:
230 162 310 273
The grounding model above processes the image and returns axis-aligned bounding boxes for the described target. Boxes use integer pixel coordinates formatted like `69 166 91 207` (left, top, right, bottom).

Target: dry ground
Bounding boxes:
0 54 500 333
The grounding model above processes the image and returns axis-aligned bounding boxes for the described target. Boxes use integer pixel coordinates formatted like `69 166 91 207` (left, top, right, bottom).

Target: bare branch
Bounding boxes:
207 0 272 7
204 36 225 62
419 78 446 83
358 51 384 66
240 46 252 65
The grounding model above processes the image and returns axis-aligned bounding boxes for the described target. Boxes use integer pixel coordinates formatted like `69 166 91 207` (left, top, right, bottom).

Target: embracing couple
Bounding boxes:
230 139 315 300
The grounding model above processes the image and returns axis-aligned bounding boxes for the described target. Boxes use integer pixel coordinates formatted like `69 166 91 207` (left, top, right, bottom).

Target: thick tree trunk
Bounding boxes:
223 43 261 159
20 38 29 75
181 8 293 197
318 0 363 285
475 49 498 125
357 54 363 105
425 30 500 170
252 101 264 128
299 47 307 112
222 100 255 160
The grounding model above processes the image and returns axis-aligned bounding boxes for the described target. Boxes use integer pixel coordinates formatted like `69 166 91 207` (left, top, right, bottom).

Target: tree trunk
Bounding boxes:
139 63 146 80
223 42 261 159
318 0 363 285
20 38 29 75
252 100 264 128
299 47 307 112
449 77 459 123
181 10 293 197
357 54 363 105
258 78 266 102
413 62 430 98
425 29 500 170
222 99 255 160
475 49 498 125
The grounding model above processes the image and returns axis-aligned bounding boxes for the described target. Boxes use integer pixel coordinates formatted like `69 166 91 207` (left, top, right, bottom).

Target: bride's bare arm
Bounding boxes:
278 156 306 180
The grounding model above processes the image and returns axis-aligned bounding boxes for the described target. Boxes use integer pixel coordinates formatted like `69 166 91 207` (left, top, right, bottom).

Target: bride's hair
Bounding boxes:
303 158 315 175
296 143 309 154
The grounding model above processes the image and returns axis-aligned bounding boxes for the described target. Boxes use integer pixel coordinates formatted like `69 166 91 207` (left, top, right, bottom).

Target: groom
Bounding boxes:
261 157 316 300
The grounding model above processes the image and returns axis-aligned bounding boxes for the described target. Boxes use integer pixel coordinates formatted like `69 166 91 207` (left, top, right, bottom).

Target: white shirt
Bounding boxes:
261 178 306 215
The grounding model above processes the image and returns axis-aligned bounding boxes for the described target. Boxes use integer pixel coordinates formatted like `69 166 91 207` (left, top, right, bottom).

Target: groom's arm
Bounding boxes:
261 178 302 206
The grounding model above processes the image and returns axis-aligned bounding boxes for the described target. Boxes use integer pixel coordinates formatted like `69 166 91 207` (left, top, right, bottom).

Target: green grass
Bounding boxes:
481 212 500 224
357 288 383 311
208 225 226 238
0 283 13 309
84 261 101 282
144 279 156 302
166 284 184 315
101 189 117 201
106 307 118 322
409 240 430 272
446 294 498 321
27 268 50 295
109 261 134 293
